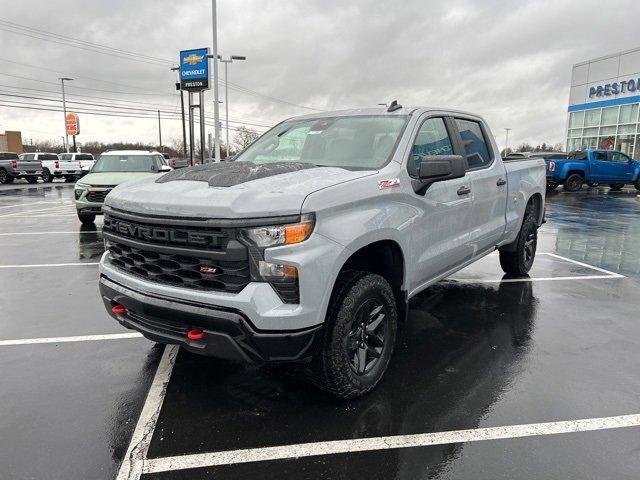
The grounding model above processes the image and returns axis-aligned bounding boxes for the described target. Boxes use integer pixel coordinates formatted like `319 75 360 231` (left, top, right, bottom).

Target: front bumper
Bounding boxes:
100 275 321 362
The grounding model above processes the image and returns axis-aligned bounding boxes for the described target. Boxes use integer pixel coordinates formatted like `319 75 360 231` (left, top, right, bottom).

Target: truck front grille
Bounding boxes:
86 190 111 203
107 241 250 293
103 210 251 294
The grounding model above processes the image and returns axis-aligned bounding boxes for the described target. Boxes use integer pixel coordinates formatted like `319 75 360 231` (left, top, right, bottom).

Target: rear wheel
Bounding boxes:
499 213 538 276
77 212 96 225
564 174 584 192
41 169 53 183
26 176 38 184
0 169 8 184
608 183 624 191
310 272 397 399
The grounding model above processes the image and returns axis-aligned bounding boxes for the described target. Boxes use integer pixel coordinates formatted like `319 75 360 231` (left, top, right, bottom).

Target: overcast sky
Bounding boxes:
1 0 639 151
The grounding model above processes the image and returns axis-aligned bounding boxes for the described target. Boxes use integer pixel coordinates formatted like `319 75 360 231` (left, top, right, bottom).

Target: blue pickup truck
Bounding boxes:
545 149 640 192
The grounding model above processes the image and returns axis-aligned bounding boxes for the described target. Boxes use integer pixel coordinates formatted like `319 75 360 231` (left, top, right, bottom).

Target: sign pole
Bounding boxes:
199 90 206 164
188 91 195 166
157 110 163 152
72 135 76 152
180 89 187 157
211 0 221 162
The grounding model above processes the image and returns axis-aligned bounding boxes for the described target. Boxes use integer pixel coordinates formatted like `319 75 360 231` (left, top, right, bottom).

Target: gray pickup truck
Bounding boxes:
99 105 546 398
0 152 42 184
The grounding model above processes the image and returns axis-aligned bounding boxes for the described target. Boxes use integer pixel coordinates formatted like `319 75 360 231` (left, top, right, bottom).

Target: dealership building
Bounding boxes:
567 47 640 157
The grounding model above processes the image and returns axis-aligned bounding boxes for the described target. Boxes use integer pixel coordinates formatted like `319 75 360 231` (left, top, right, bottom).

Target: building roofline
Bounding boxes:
573 46 640 68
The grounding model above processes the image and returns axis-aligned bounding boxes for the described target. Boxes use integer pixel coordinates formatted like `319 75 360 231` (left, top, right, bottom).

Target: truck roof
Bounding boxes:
101 150 161 155
289 106 483 121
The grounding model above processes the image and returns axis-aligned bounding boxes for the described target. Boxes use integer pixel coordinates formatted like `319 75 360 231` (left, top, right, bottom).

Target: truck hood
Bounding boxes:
105 165 374 218
79 171 158 187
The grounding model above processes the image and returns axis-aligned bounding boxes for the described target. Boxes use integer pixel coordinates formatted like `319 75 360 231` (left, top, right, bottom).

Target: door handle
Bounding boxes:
496 178 507 186
457 186 471 196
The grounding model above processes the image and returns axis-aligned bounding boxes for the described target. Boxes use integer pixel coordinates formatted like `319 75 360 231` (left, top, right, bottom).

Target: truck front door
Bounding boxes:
607 151 635 183
590 151 611 181
405 115 473 288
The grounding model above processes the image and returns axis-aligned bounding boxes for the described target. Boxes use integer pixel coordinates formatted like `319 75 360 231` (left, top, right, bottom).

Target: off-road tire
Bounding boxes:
564 174 583 192
499 213 538 276
0 169 8 184
26 176 38 184
609 183 624 191
77 212 96 225
309 271 398 399
41 169 53 183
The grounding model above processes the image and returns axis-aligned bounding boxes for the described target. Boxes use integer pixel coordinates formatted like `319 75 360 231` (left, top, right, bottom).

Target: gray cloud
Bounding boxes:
1 0 639 150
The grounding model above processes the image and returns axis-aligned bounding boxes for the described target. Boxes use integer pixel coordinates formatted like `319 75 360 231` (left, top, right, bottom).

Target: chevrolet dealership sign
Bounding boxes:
180 48 210 90
589 77 640 98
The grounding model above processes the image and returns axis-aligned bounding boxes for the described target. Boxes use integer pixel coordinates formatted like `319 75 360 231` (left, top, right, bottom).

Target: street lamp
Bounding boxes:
504 128 512 156
219 55 246 156
59 77 73 153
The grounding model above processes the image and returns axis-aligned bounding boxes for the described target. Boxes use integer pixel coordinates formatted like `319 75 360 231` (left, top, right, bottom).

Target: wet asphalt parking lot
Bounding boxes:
1 180 639 480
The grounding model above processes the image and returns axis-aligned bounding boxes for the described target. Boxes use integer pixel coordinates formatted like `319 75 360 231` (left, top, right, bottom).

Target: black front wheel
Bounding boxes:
26 176 38 184
499 213 538 276
635 179 640 192
41 169 53 183
310 272 397 399
609 183 624 191
0 169 8 184
77 212 96 225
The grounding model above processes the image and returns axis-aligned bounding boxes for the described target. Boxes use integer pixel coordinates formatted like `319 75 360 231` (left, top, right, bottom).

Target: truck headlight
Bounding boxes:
241 213 315 247
75 183 89 200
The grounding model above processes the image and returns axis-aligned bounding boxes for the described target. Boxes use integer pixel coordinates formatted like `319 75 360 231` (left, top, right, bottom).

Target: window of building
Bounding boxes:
455 118 491 169
616 135 636 156
568 128 582 137
618 124 636 134
619 104 639 124
601 106 619 125
609 151 631 163
598 136 615 149
584 109 601 127
583 127 599 137
408 117 453 177
569 111 584 128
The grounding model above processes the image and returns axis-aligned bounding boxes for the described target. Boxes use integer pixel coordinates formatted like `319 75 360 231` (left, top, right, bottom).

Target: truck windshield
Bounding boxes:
235 115 408 169
92 155 156 172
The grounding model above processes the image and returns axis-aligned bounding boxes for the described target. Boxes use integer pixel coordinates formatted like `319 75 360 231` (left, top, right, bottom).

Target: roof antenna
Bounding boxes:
387 100 402 112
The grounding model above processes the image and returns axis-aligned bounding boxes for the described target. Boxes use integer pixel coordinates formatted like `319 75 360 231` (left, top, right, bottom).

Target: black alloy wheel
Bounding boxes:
564 174 583 192
348 299 388 375
523 228 537 270
0 169 7 184
41 169 53 183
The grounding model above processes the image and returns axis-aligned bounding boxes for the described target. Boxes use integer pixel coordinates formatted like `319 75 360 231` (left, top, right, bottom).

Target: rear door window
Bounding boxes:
408 117 454 177
455 119 491 169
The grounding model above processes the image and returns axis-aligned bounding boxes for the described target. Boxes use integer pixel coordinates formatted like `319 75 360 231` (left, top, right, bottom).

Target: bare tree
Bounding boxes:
233 126 259 153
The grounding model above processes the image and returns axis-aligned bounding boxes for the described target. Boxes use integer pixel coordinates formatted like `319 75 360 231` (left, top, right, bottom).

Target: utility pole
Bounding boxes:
171 66 188 157
59 77 73 153
211 0 221 162
157 110 163 152
219 55 246 157
504 128 512 156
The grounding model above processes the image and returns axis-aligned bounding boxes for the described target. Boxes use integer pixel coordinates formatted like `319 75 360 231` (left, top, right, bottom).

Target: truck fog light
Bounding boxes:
74 189 84 200
258 261 298 280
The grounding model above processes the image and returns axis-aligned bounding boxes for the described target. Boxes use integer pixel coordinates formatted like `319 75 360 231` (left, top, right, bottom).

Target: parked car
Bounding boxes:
545 149 640 192
35 152 82 183
59 153 96 175
74 150 171 224
166 157 190 169
98 105 546 398
0 152 42 184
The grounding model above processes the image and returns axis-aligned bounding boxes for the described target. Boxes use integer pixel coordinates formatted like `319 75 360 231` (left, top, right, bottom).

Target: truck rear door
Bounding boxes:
452 117 507 254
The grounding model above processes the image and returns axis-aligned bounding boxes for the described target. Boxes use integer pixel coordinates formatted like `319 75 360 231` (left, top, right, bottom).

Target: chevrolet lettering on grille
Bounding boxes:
106 218 219 247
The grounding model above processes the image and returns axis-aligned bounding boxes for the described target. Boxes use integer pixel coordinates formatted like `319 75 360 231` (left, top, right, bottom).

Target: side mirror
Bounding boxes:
412 155 467 194
159 165 172 172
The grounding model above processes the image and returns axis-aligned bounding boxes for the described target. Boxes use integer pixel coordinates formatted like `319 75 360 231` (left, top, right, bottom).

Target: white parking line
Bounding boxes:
142 413 640 473
0 332 143 346
0 200 64 210
0 230 99 236
117 345 179 480
0 205 75 217
542 252 624 277
0 262 99 268
451 274 623 284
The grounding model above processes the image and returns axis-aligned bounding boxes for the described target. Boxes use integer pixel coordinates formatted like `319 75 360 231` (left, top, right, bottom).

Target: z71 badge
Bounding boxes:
378 178 400 189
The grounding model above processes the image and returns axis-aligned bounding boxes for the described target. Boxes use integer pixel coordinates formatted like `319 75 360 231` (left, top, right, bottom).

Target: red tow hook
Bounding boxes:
187 328 205 341
111 304 126 315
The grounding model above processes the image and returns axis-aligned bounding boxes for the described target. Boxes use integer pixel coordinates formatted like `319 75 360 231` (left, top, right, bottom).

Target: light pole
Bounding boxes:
504 128 512 156
59 77 73 153
219 55 246 156
211 0 221 162
171 66 188 157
